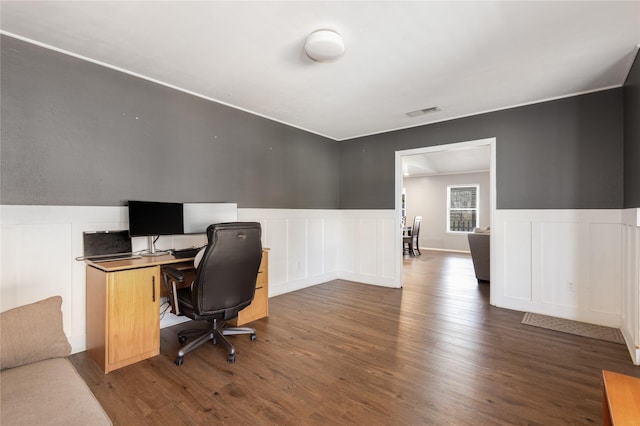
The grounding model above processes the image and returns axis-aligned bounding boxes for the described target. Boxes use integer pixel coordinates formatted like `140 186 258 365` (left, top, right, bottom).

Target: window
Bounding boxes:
447 185 479 233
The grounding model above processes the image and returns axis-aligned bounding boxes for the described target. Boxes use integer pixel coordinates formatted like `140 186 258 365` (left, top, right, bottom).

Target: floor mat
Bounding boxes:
521 312 625 344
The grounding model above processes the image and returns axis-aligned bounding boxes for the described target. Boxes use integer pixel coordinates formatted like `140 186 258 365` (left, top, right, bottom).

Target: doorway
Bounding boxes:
395 138 496 304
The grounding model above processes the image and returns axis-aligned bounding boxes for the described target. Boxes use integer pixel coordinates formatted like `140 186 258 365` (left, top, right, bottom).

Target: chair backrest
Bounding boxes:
412 216 422 239
191 222 263 320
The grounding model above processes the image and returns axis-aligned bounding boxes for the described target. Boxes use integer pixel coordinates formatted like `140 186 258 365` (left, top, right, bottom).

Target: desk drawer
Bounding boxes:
230 250 268 326
257 270 267 286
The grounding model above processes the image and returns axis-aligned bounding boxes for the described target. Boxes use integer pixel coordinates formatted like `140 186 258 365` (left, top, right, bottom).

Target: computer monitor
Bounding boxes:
127 200 184 256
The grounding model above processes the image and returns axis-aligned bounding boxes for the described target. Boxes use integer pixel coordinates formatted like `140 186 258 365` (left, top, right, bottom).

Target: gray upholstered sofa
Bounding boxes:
468 227 490 283
1 296 112 425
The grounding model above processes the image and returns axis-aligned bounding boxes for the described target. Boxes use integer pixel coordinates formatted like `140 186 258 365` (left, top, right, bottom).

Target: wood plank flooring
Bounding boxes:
70 250 640 425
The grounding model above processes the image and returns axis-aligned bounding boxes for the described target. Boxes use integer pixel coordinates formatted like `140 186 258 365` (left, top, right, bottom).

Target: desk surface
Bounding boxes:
86 254 195 272
602 370 640 425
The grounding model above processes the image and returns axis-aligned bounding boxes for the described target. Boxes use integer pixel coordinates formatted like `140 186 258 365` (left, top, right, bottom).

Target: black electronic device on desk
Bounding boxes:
128 200 184 257
172 247 201 259
82 230 141 262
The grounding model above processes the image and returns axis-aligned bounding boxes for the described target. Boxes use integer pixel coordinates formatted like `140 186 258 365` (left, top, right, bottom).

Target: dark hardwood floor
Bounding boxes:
71 250 640 425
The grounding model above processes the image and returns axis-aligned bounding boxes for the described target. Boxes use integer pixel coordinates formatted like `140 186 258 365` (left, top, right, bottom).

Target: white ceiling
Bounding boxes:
1 1 639 144
402 145 491 178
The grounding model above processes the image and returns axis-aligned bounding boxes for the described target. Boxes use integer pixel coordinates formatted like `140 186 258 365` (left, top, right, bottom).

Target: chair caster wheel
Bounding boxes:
175 356 184 366
250 333 257 341
227 354 236 363
178 336 187 344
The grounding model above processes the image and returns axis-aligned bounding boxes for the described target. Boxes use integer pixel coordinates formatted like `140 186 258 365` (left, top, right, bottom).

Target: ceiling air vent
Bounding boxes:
405 106 441 117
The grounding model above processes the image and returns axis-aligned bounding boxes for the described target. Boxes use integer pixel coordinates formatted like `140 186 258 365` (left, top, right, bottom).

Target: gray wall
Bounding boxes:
2 35 635 211
0 35 339 208
624 50 640 208
340 89 624 210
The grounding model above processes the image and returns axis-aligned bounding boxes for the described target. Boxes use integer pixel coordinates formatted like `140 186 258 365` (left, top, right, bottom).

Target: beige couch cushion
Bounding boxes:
0 296 71 370
1 357 112 425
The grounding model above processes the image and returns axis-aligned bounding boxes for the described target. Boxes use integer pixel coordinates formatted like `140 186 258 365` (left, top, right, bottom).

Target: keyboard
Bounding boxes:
172 247 201 259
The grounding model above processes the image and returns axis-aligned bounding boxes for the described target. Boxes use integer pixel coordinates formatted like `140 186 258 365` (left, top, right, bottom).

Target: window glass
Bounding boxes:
447 185 479 232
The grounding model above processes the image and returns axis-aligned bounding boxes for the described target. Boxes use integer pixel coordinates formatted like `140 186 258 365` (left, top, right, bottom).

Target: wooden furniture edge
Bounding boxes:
602 370 640 426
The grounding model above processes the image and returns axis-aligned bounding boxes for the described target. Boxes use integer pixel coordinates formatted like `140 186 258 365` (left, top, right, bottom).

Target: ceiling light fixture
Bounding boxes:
304 29 345 62
406 106 441 117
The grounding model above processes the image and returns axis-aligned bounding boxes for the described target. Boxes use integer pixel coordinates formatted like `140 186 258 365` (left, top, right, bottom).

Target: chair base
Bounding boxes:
175 319 256 365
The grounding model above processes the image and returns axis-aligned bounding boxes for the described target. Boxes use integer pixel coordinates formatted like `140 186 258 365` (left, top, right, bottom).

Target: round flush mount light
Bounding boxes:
304 29 345 62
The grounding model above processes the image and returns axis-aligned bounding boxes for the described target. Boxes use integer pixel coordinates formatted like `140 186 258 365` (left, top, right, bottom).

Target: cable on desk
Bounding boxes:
160 300 171 320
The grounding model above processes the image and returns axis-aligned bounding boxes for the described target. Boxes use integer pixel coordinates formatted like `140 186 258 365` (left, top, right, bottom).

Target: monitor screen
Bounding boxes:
128 201 184 237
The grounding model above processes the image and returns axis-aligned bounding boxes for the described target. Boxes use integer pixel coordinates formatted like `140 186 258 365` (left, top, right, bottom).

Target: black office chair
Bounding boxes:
161 222 263 365
403 216 422 256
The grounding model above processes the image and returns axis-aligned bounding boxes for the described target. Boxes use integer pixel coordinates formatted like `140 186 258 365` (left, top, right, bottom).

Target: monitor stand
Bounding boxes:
142 235 166 257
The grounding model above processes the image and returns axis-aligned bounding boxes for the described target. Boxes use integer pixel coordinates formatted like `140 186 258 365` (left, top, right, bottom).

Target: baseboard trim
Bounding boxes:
421 247 470 254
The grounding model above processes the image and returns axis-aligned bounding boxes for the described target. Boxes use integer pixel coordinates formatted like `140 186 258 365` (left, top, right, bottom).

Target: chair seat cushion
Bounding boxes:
176 287 248 322
175 287 199 319
175 287 225 321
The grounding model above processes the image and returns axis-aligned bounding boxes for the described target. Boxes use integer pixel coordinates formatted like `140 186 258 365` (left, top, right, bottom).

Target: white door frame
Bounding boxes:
395 137 497 304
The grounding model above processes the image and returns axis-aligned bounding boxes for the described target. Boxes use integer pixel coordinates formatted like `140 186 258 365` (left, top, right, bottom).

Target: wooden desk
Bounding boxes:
602 370 640 425
231 250 269 326
86 251 269 373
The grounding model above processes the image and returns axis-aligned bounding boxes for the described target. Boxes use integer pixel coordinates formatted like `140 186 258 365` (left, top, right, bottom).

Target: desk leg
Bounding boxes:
171 281 180 315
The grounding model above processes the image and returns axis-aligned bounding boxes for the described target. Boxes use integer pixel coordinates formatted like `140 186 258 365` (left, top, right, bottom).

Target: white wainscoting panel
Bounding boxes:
325 215 341 275
288 218 309 282
339 216 357 275
500 221 532 302
355 217 379 278
237 209 399 297
307 218 325 279
0 205 228 353
494 210 625 330
3 205 637 363
588 223 622 317
1 223 73 329
381 216 398 280
1 205 128 352
620 208 640 365
337 210 398 286
238 210 335 297
538 221 582 309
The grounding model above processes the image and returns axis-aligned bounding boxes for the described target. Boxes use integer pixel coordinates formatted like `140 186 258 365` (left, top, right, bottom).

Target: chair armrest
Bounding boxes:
161 266 184 282
161 266 185 315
